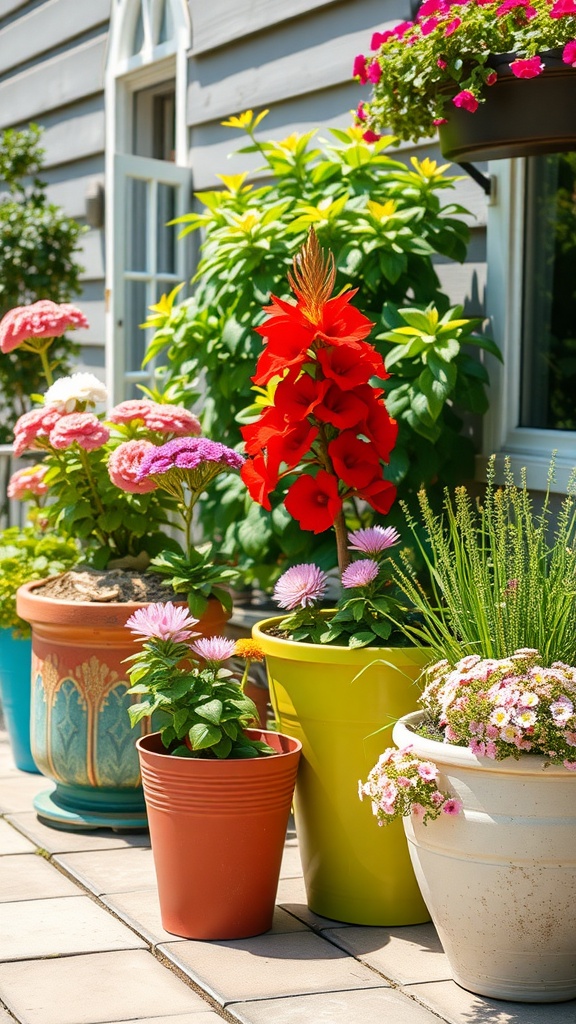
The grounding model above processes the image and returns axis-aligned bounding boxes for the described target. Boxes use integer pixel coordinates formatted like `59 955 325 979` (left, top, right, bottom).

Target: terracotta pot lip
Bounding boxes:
394 711 573 776
136 728 302 762
253 615 430 666
16 577 184 612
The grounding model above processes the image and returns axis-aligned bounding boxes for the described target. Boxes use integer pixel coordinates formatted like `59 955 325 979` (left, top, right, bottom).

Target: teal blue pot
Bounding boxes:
0 629 38 773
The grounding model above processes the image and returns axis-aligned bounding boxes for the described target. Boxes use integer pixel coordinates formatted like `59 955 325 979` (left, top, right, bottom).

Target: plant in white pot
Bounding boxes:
360 457 576 1002
354 0 576 160
124 602 300 940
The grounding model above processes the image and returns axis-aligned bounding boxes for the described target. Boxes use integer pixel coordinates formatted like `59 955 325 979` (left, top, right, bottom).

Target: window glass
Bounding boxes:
158 0 175 43
156 183 177 274
126 177 148 272
131 7 145 55
125 279 148 371
521 154 576 430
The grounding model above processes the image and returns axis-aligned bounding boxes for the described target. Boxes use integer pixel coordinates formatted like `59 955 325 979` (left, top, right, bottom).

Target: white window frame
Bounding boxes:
482 157 576 492
104 0 191 405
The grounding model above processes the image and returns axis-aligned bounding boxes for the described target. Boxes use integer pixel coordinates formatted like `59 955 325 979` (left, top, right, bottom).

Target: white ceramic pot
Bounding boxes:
393 712 576 1003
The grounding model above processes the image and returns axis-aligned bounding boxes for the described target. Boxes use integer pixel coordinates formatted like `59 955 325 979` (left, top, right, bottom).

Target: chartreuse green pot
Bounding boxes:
253 618 432 925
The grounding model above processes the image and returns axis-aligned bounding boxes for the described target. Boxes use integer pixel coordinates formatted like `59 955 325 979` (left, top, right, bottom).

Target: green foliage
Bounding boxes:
393 455 576 665
0 524 79 637
0 125 85 440
148 112 494 585
147 546 239 618
126 637 274 759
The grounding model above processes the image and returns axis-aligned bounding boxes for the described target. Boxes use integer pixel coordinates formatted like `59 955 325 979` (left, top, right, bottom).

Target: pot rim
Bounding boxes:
253 615 430 667
16 577 185 613
136 727 302 762
394 711 574 776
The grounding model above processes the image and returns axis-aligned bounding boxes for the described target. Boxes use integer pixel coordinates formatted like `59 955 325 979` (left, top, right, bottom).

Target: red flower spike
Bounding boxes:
316 343 387 391
314 383 368 431
284 471 342 534
266 422 319 477
361 398 399 462
274 372 328 421
356 478 397 516
328 432 383 489
241 406 288 455
241 455 276 511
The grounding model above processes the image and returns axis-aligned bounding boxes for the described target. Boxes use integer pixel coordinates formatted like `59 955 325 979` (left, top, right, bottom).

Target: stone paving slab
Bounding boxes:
102 888 309 947
0 853 79 902
324 922 452 985
0 895 147 961
0 819 36 855
227 986 442 1024
0 775 53 813
5 811 151 853
0 1007 15 1024
0 949 211 1024
406 981 576 1024
276 877 352 931
114 1017 226 1024
279 843 302 879
54 845 158 895
160 931 388 1005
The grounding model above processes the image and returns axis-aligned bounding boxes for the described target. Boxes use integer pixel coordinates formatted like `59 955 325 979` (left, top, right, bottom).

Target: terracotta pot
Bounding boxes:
137 728 301 939
439 51 576 162
16 580 228 830
253 617 431 925
393 712 576 1003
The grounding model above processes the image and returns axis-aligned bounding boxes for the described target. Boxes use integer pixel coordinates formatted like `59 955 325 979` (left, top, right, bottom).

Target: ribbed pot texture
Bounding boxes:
137 728 301 940
393 712 576 1003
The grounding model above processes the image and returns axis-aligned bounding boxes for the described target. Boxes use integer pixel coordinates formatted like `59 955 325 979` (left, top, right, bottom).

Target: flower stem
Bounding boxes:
334 507 350 575
38 344 54 386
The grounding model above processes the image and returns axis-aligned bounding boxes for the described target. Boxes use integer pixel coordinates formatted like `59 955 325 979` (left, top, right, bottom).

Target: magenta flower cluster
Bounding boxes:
136 437 245 479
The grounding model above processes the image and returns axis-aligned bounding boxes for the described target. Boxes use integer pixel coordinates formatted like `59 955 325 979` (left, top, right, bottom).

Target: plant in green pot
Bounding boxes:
1 301 244 829
243 229 433 925
360 457 576 1002
125 603 301 940
0 484 78 773
355 0 576 161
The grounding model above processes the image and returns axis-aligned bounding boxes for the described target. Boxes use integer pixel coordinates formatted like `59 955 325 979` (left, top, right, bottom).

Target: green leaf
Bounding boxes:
188 722 221 750
195 699 223 725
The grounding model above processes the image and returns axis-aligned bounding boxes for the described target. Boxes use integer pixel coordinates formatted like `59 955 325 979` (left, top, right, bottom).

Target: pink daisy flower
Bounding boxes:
274 563 328 610
191 636 237 665
341 559 379 589
347 525 400 556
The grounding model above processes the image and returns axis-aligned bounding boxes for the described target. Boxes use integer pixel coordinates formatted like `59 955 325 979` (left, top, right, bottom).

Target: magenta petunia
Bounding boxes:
551 0 576 16
353 54 368 83
274 563 328 610
563 40 576 65
452 89 478 112
348 525 400 556
125 602 199 642
191 635 237 665
341 559 379 589
444 17 461 35
509 56 545 78
367 60 382 83
362 130 382 143
442 798 463 816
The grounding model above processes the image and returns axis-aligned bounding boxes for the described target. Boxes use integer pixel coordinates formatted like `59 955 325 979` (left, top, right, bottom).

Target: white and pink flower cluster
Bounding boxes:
421 650 576 770
359 745 463 826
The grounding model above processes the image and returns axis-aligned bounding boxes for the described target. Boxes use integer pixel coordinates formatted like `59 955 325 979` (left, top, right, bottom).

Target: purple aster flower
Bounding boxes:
273 563 328 610
347 525 400 556
341 559 379 589
136 437 244 479
191 635 237 665
125 602 199 642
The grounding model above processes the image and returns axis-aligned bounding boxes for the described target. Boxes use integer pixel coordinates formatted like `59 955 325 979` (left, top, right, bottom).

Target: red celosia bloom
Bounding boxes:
452 89 478 112
0 301 89 354
284 471 342 534
328 432 382 489
509 56 544 78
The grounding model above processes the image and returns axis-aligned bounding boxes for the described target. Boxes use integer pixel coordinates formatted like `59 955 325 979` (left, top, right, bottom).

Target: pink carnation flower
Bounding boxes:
126 602 199 642
108 440 158 494
453 90 479 113
49 413 110 452
0 300 89 354
13 406 63 456
510 56 544 79
108 399 201 437
7 464 49 500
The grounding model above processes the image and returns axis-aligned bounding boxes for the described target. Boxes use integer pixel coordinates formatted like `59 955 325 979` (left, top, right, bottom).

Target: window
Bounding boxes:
484 156 576 491
105 0 191 403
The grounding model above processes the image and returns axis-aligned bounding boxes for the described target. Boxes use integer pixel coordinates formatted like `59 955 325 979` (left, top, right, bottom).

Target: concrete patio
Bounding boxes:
0 729 574 1024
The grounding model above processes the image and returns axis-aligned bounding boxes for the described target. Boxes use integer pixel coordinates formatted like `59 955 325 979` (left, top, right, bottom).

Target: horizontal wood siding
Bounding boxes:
0 0 110 74
189 0 343 54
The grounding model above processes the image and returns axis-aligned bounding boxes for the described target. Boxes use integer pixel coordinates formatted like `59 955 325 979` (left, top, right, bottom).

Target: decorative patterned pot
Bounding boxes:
16 580 228 830
0 630 38 773
394 712 576 1003
137 728 301 939
439 52 576 162
253 617 431 925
